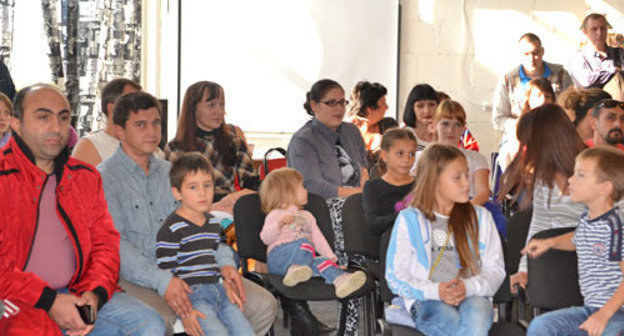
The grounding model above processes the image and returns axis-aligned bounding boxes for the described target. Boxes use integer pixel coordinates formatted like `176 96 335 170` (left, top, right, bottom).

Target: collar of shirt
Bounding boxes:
519 62 552 86
311 117 344 145
112 144 165 177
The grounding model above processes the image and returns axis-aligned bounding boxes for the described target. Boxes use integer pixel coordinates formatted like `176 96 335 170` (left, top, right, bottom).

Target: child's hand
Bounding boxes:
510 272 528 293
438 280 466 306
580 309 611 336
280 214 295 229
521 238 553 259
181 310 206 336
223 280 244 311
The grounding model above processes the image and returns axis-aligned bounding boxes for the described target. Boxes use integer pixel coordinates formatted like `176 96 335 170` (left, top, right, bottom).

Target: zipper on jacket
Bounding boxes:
57 203 84 287
22 175 48 270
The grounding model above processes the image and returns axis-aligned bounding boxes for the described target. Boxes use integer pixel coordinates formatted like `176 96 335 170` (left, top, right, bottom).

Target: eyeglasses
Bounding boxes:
319 99 349 108
594 99 624 111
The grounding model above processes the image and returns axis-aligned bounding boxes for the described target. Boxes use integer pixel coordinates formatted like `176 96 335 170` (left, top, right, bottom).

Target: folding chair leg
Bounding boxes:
338 300 348 336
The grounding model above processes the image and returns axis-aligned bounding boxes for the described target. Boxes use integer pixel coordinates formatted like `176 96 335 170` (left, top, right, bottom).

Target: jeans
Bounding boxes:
410 296 493 336
527 306 624 336
267 238 344 284
188 282 255 336
59 289 165 336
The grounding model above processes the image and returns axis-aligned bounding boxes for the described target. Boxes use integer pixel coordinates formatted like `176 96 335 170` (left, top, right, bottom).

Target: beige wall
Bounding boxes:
142 1 624 159
398 0 624 161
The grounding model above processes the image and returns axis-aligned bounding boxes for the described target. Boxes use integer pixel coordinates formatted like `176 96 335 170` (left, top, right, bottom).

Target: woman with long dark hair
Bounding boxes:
166 81 259 213
498 104 587 292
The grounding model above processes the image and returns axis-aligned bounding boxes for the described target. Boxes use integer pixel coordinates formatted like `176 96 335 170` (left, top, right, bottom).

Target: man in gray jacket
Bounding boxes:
492 33 573 170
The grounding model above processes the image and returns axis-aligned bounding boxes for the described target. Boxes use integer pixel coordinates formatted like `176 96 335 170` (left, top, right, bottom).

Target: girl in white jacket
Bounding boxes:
385 144 505 336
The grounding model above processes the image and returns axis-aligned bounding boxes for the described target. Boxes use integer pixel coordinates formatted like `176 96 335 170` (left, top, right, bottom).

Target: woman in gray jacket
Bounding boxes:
287 78 369 336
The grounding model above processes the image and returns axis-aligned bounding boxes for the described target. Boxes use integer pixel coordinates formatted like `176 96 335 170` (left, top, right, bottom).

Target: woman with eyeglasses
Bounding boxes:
287 79 369 336
166 81 259 214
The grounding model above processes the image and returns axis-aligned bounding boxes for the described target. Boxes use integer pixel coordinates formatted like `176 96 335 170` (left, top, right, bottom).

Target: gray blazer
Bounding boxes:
287 118 367 199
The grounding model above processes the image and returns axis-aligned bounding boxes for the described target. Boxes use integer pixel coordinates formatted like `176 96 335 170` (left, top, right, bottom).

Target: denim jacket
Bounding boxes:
98 145 236 296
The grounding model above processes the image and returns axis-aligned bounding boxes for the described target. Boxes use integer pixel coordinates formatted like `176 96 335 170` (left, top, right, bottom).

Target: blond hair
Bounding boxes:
577 147 624 202
435 100 466 125
411 144 480 277
259 167 304 213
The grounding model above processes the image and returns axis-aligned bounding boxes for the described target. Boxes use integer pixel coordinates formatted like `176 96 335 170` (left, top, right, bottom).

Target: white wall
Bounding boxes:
399 0 624 160
142 0 624 159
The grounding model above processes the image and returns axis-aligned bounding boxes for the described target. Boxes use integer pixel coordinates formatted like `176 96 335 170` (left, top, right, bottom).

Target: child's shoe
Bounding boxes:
283 265 313 287
333 271 367 298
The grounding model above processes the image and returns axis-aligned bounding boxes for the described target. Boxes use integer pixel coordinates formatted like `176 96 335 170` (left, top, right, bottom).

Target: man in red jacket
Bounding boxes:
0 84 164 335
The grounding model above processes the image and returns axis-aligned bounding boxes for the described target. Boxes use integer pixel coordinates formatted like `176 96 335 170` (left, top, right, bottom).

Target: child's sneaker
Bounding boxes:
333 271 367 298
283 265 313 287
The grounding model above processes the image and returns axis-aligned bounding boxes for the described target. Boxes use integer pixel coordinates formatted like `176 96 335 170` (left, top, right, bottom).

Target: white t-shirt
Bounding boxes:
411 147 489 198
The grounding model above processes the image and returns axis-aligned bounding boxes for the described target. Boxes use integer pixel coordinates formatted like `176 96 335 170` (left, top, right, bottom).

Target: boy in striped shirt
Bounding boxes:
156 153 255 336
523 147 624 336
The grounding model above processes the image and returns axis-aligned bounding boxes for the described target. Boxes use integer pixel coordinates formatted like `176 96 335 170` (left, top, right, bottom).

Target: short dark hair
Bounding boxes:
403 83 438 127
581 13 612 31
101 78 142 117
591 99 624 118
518 33 542 46
112 92 161 128
348 81 387 118
303 79 343 116
169 152 215 190
13 83 68 120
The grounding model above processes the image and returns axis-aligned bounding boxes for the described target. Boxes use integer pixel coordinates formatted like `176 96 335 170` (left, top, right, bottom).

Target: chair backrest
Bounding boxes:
379 228 396 303
369 163 382 179
342 193 381 260
259 147 287 180
233 193 268 263
505 208 533 275
233 192 335 265
527 227 583 310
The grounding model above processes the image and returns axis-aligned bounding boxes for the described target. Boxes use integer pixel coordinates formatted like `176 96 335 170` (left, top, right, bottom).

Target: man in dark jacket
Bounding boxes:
0 84 164 335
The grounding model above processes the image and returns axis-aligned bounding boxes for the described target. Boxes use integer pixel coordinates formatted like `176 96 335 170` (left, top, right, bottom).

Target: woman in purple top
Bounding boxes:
0 92 12 149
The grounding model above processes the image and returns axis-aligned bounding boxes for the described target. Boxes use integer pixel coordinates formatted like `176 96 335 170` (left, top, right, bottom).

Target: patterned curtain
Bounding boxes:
0 1 15 66
41 0 141 135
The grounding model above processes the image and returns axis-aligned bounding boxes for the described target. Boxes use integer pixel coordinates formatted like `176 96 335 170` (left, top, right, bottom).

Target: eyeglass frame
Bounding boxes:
318 99 350 108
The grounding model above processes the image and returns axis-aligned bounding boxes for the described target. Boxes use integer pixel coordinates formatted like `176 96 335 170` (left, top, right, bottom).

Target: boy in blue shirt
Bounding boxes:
156 152 255 336
524 147 624 336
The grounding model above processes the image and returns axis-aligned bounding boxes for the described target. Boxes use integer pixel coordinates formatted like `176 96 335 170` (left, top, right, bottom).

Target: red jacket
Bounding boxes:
0 136 120 335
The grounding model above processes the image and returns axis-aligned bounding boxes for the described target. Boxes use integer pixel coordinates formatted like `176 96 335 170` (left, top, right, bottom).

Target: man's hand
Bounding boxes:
181 310 207 336
164 277 194 318
223 280 244 311
49 293 93 336
76 291 99 321
580 309 611 336
510 272 528 293
211 190 256 214
220 265 246 304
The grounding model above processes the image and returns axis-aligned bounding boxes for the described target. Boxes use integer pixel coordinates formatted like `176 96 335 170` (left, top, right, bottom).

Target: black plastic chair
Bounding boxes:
526 227 583 317
234 192 375 336
341 193 385 336
377 227 526 336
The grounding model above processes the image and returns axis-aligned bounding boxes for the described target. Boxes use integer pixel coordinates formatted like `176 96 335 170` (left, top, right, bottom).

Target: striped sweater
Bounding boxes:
518 182 586 272
156 212 222 285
